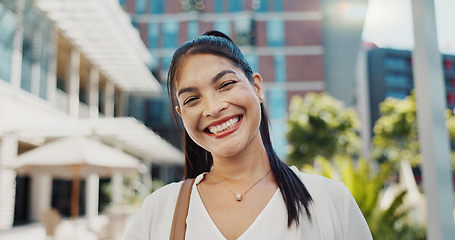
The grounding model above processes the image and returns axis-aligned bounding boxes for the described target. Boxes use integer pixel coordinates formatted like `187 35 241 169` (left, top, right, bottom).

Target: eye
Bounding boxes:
183 96 199 105
219 80 236 89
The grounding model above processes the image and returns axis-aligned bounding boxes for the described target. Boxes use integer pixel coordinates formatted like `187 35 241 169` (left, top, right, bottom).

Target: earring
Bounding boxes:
259 95 264 100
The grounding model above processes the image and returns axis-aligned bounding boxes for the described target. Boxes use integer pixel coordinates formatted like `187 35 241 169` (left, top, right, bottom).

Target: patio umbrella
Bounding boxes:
14 136 147 218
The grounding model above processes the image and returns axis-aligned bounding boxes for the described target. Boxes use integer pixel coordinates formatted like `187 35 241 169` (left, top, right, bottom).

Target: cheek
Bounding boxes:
180 111 200 134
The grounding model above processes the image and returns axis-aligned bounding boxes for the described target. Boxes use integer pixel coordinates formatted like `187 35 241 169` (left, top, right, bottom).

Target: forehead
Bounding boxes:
175 54 238 88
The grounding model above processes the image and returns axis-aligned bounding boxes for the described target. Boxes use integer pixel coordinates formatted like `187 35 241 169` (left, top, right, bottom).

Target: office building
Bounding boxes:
366 48 455 129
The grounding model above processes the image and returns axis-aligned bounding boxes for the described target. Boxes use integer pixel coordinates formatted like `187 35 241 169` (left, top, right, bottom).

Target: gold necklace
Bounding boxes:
210 169 271 201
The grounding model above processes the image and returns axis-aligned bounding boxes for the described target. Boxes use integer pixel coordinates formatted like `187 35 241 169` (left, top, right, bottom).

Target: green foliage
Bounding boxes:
371 93 420 166
286 92 361 167
303 156 426 239
372 92 455 169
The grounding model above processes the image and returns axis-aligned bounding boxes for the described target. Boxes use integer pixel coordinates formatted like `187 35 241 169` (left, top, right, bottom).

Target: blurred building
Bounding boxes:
0 0 183 230
119 0 330 158
365 48 455 133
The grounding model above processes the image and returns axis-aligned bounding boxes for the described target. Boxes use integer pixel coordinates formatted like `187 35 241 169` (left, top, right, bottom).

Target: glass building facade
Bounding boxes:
0 0 53 100
367 48 455 128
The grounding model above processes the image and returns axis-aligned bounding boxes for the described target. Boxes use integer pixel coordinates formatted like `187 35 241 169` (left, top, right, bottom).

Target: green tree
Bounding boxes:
303 156 426 239
371 93 420 166
372 92 455 168
286 92 361 167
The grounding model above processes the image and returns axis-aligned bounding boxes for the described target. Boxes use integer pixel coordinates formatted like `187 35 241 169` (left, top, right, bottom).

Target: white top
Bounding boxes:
124 166 372 239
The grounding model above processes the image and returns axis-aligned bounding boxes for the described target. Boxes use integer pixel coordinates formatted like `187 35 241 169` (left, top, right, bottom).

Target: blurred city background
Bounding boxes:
0 0 454 239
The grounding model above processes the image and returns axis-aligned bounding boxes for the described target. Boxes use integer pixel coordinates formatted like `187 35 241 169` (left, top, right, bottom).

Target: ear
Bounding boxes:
175 105 182 117
252 73 264 103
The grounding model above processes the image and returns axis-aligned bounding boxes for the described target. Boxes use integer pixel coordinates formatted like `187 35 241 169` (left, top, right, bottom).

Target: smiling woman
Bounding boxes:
124 31 373 240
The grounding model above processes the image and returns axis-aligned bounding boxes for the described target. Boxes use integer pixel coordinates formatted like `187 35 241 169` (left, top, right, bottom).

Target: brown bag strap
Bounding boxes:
170 178 195 240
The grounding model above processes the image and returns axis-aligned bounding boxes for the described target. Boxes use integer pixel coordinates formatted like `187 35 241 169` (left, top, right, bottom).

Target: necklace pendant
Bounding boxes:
236 194 242 201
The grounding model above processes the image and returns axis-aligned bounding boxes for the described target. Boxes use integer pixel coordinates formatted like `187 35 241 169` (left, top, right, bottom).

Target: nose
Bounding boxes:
202 95 227 117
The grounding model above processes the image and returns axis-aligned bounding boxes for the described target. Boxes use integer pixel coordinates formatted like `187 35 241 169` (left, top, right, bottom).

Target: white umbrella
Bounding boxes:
14 136 147 218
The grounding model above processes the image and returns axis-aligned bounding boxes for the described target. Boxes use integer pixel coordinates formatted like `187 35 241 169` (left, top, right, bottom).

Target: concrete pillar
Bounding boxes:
0 135 18 230
104 81 115 118
10 0 24 88
30 173 52 222
111 173 123 205
68 49 80 118
88 67 99 119
142 157 152 193
411 0 455 239
355 48 371 157
86 174 100 229
111 142 124 205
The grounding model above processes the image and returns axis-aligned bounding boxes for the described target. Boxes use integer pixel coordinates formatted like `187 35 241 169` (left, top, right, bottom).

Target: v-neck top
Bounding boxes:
124 166 372 240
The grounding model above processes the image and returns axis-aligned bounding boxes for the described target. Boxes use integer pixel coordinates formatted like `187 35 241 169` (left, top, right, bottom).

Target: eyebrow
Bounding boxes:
177 69 236 97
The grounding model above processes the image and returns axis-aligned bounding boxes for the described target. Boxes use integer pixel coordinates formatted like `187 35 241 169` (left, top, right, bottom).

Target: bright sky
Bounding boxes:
362 0 455 54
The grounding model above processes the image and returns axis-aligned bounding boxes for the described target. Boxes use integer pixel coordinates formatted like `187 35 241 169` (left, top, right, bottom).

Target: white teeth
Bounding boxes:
208 116 240 134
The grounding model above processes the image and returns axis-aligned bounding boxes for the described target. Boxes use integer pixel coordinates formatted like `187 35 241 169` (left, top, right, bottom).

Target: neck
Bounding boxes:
211 134 270 181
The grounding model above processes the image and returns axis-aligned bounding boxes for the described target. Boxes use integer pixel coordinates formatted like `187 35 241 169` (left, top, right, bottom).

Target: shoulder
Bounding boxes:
289 166 373 239
139 181 183 218
144 181 182 203
124 181 183 240
289 166 350 200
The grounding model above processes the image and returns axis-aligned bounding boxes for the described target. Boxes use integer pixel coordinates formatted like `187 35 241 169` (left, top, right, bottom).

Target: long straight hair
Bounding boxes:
167 31 312 227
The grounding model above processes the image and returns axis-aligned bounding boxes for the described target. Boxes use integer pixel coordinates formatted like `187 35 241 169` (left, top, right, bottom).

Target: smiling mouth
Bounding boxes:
206 116 241 135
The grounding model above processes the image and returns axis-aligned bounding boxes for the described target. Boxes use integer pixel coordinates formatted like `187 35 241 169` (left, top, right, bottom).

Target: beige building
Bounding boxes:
0 0 183 230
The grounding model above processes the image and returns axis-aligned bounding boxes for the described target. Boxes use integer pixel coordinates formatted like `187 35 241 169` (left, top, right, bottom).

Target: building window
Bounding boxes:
214 0 223 12
160 55 173 80
266 20 284 47
135 0 146 14
39 20 52 100
271 118 287 157
149 0 165 14
269 90 287 157
21 1 40 93
148 22 159 49
384 74 411 88
214 20 231 36
181 0 205 11
228 0 243 12
447 92 455 106
253 0 269 12
274 55 286 82
128 94 146 122
162 21 179 48
234 19 254 46
444 57 455 71
0 2 16 83
383 56 411 71
273 0 283 12
244 54 258 73
385 89 408 99
269 90 286 119
187 21 199 40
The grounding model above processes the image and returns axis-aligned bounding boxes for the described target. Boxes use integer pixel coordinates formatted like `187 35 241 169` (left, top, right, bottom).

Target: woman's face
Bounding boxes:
175 54 264 158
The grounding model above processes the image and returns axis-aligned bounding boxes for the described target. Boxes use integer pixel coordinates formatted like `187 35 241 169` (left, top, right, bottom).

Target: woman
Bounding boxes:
124 31 372 240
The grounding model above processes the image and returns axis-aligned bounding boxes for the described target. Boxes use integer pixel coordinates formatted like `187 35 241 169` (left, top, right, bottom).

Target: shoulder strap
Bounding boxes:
169 178 195 240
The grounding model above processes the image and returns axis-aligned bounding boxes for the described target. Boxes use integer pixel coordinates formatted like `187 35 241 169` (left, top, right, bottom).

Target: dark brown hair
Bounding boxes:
167 31 312 227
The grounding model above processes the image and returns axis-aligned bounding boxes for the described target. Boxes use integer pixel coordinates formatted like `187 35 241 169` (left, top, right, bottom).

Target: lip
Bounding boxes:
204 115 243 139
